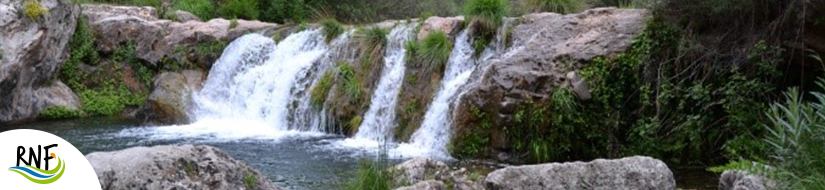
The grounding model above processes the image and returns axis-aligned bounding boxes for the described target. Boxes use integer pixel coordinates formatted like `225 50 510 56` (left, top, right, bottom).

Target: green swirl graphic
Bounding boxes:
8 157 66 184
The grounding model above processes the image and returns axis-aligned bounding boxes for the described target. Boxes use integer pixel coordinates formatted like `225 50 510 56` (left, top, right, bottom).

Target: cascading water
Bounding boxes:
396 30 477 157
353 24 415 142
400 21 512 158
139 30 331 139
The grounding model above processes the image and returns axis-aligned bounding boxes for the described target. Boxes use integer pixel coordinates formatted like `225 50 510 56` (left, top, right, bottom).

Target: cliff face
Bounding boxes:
0 0 81 123
453 8 650 161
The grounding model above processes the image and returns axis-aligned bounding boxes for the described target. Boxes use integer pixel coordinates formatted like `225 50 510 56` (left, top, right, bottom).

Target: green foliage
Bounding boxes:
172 0 215 20
464 0 508 36
38 106 83 120
297 21 310 31
349 115 363 134
344 150 395 190
261 0 310 23
78 82 146 116
64 16 99 89
229 19 239 29
243 173 256 189
311 70 334 108
523 0 584 14
762 86 825 189
217 0 259 20
321 18 345 43
337 62 362 101
451 106 492 158
194 41 228 59
24 0 48 21
472 36 487 57
406 31 452 72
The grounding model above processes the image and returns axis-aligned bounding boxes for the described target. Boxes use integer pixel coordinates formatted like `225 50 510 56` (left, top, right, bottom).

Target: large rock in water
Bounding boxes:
719 170 775 190
85 144 279 190
137 70 205 125
485 156 675 190
0 0 81 123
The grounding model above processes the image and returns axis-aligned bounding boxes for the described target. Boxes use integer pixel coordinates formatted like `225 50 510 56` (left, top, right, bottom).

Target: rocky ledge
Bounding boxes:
392 156 675 190
85 144 279 190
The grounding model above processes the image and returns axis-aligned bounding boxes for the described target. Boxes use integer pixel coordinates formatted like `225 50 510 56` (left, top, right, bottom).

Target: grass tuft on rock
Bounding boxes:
407 31 453 72
172 0 215 20
24 0 48 21
321 18 346 43
523 0 584 14
310 70 334 108
357 27 389 62
464 0 508 36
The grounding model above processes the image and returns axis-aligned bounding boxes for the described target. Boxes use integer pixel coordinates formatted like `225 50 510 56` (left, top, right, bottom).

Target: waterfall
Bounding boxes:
400 21 512 158
354 24 415 141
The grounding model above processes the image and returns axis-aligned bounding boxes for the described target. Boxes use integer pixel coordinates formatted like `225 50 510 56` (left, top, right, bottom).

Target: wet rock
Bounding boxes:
418 16 464 40
137 70 204 125
85 144 280 190
719 170 775 190
394 180 447 190
174 10 201 22
393 157 450 185
0 0 81 123
485 156 675 190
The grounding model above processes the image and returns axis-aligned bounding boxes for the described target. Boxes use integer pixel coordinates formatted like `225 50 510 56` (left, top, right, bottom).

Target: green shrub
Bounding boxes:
261 0 309 23
321 18 345 43
344 156 394 190
523 0 584 14
172 0 215 20
356 27 389 69
24 0 48 21
409 31 452 72
450 106 492 158
464 0 508 36
39 106 83 120
63 16 99 89
217 0 259 20
310 70 334 107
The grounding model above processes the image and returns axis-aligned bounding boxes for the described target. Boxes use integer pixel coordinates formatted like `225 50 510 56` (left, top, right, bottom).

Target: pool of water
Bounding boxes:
2 117 718 190
2 117 406 190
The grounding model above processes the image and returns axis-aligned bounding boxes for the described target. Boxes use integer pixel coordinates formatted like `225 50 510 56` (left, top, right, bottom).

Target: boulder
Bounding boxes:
393 157 450 185
81 5 277 67
137 70 204 124
394 180 447 190
174 10 201 22
0 0 81 123
85 144 280 190
719 170 775 190
418 16 464 40
485 156 675 190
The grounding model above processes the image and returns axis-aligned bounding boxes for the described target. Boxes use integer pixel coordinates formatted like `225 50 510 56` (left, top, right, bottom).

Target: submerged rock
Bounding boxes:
85 144 279 190
719 170 775 190
485 156 675 190
0 0 81 123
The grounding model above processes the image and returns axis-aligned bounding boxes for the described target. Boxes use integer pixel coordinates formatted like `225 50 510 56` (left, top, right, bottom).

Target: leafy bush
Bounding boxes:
464 0 508 36
310 70 334 107
523 0 584 14
39 106 82 120
261 0 310 23
24 0 48 21
321 18 345 43
172 0 215 20
217 0 259 20
356 27 389 69
406 31 452 72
